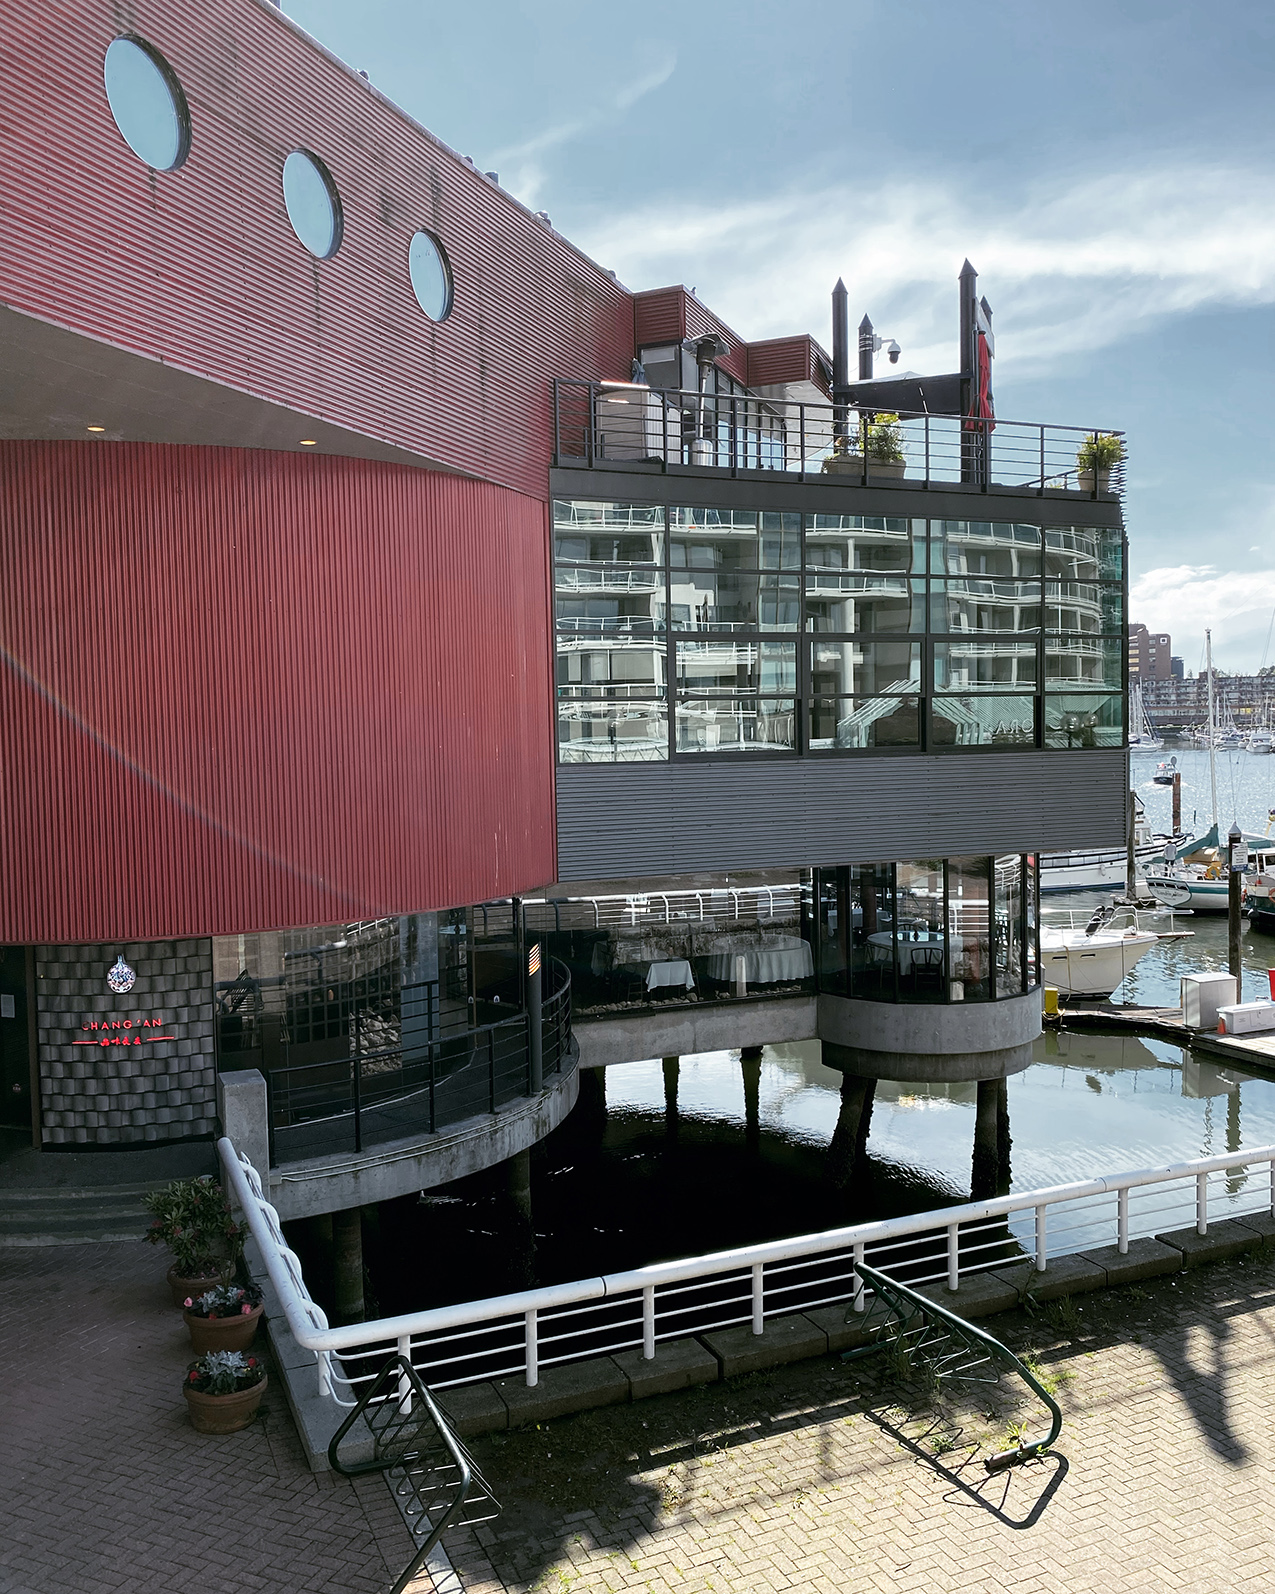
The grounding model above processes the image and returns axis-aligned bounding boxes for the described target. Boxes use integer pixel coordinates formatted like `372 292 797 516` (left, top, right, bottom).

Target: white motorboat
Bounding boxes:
1039 913 1159 996
1248 730 1273 755
1040 792 1188 893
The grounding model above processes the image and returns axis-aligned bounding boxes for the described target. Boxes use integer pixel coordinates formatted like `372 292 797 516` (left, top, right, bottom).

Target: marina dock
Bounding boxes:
1051 999 1275 1071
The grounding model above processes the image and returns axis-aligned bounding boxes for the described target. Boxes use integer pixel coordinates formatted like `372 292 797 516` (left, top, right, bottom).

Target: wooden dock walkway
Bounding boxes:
1050 999 1275 1073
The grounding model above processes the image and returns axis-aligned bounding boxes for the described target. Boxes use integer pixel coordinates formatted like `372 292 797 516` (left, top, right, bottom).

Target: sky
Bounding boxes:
286 0 1275 675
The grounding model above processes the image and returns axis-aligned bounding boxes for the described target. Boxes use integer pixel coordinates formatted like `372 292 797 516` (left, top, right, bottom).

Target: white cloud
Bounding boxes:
1130 565 1275 675
493 54 676 209
571 162 1275 378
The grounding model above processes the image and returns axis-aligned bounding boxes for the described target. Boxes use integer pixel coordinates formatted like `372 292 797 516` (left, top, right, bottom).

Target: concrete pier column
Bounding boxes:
332 1207 365 1325
506 1149 532 1227
972 1078 1006 1201
827 1074 876 1191
995 1078 1012 1197
575 1065 607 1138
740 1047 762 1150
662 1056 680 1118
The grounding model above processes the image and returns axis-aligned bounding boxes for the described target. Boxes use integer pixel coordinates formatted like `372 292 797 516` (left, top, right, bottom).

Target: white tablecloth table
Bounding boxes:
646 959 696 991
866 931 945 971
703 943 814 984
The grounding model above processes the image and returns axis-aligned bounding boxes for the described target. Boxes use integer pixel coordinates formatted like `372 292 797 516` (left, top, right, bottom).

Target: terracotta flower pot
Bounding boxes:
167 1264 224 1308
183 1302 264 1354
183 1373 267 1434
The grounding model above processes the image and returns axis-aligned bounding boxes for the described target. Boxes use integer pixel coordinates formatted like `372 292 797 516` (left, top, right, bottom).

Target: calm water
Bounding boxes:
339 746 1275 1315
355 1028 1275 1317
1132 742 1275 841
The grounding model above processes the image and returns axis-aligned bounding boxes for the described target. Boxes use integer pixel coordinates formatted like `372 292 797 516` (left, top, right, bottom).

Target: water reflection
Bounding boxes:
357 1028 1275 1318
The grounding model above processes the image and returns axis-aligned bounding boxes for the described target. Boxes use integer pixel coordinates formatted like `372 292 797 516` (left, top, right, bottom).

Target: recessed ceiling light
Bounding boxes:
299 439 318 446
86 425 106 433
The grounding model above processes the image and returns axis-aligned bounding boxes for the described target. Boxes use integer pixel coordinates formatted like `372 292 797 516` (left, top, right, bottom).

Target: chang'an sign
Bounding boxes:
74 1017 176 1048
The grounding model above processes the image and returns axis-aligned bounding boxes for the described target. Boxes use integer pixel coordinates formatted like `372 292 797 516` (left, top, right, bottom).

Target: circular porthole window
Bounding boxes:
409 230 453 322
103 36 190 172
282 150 343 260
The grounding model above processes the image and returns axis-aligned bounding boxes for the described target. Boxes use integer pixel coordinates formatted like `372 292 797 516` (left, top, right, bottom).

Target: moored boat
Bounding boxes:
1152 756 1178 785
1041 791 1189 893
1039 908 1160 996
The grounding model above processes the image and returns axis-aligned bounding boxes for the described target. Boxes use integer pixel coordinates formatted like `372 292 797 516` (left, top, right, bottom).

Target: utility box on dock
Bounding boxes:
1181 972 1238 1031
1218 1001 1275 1037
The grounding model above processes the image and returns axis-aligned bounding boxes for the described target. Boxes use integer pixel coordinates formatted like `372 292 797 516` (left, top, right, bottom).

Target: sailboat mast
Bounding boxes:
1206 628 1218 828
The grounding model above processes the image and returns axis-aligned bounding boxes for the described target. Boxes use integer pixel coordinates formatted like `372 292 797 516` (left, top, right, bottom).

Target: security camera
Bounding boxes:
887 340 901 365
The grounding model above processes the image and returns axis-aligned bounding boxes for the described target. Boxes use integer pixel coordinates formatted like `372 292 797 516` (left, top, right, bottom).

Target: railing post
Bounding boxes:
924 414 930 486
853 1242 866 1313
318 1350 333 1400
351 1056 362 1154
1117 1186 1129 1254
527 944 543 1095
799 405 806 481
947 1223 960 1291
397 1334 413 1414
751 1263 764 1334
1197 1170 1209 1234
1035 1205 1047 1272
1269 1157 1275 1215
525 1308 538 1387
1039 426 1046 495
428 1039 436 1134
488 1030 496 1114
643 1285 656 1360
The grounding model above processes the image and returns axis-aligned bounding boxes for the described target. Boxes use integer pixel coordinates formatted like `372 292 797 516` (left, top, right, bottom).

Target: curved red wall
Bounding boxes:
0 441 555 943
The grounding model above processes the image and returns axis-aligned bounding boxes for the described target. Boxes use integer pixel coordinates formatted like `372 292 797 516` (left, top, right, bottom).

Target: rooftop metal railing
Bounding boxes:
553 380 1126 500
220 1137 1275 1409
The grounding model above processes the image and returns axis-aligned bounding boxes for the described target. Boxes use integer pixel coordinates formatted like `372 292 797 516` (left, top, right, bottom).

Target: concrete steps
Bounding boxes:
0 1182 162 1245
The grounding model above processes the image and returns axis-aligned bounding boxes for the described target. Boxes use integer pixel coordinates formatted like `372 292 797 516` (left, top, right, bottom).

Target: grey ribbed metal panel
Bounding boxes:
556 751 1129 880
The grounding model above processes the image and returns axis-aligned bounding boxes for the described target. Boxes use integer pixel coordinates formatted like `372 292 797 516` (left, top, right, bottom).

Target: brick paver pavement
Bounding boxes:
0 1240 424 1594
5 1240 1275 1592
445 1252 1275 1593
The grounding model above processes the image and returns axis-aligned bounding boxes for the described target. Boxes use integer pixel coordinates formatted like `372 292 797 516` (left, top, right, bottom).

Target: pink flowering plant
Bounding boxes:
186 1349 265 1396
184 1282 263 1320
143 1175 247 1279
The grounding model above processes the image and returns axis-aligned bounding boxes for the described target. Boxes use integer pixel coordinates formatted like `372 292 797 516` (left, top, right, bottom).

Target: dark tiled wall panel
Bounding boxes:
36 940 215 1146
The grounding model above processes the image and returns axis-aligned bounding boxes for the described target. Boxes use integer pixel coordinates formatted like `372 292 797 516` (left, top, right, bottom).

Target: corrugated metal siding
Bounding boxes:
745 337 817 389
0 441 555 943
0 0 635 503
555 753 1129 880
634 288 751 386
633 290 687 348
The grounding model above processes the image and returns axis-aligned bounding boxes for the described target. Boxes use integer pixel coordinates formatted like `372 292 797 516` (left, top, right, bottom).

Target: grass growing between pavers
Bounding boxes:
446 1242 1275 1594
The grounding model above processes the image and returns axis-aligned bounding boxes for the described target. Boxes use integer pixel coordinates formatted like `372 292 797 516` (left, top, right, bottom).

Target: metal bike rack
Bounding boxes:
846 1261 1062 1473
328 1354 501 1594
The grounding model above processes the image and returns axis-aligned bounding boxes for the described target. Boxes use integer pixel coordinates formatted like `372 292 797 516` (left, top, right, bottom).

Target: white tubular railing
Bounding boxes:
218 1138 1275 1409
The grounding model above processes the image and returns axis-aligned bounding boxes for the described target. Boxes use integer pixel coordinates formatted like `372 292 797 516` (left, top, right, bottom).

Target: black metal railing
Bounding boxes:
264 960 573 1164
553 380 1126 500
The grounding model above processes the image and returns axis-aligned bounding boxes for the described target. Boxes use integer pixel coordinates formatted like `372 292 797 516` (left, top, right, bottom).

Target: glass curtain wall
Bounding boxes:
554 503 1124 761
814 856 1037 1004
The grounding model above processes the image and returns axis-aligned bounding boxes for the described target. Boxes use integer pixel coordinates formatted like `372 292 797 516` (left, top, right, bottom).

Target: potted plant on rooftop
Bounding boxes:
863 411 907 479
144 1176 247 1306
183 1281 264 1353
183 1349 268 1434
821 429 864 476
1075 431 1124 494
